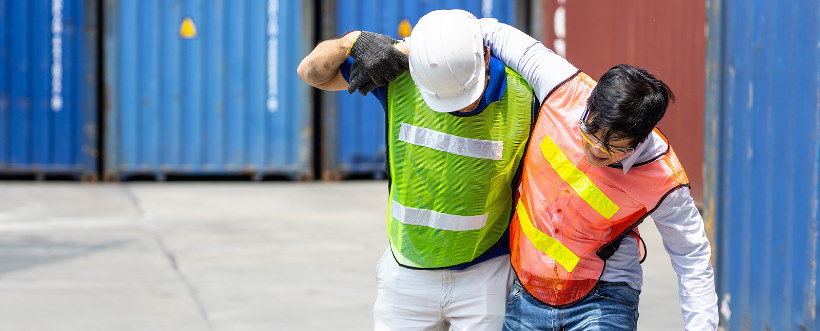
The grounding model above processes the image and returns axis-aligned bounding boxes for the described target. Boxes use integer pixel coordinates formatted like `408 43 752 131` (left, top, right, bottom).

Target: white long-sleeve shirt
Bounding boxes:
479 18 719 331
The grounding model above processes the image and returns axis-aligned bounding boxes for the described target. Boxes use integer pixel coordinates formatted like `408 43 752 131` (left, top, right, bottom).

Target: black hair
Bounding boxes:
584 64 675 151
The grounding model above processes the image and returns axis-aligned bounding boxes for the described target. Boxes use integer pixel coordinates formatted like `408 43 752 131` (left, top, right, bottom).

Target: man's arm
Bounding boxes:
478 19 578 103
651 187 719 331
298 31 409 95
297 31 361 91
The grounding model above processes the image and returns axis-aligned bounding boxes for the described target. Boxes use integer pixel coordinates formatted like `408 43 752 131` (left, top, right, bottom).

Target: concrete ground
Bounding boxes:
0 181 684 330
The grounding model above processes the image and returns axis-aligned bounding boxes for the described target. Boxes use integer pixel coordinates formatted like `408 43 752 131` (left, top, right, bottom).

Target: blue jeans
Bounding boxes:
503 277 640 331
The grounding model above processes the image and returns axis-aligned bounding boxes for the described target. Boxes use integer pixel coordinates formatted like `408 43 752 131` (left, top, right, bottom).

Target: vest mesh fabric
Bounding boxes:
386 67 534 269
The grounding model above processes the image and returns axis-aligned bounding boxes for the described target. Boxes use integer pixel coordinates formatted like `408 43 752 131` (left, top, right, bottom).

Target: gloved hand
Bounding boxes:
347 31 409 95
348 61 380 96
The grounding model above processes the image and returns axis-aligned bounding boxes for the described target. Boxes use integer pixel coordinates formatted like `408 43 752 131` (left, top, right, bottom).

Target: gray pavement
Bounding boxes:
0 182 683 330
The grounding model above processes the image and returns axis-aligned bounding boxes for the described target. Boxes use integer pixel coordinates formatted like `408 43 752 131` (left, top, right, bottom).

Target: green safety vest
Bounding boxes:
386 66 534 268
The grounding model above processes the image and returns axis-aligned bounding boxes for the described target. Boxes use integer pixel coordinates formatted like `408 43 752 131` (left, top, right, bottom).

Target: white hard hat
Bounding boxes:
406 10 485 112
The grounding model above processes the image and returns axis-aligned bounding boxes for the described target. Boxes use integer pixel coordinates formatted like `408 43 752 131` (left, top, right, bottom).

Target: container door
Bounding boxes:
104 0 312 181
0 0 99 180
705 0 819 329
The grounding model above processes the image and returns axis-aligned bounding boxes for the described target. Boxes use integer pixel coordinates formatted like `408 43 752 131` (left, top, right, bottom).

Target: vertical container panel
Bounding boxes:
245 0 264 169
540 0 706 203
182 0 203 170
706 0 819 329
222 0 242 168
31 0 51 168
140 0 161 170
160 0 182 168
56 0 75 166
117 0 137 169
268 0 286 168
9 0 31 166
203 0 224 168
104 0 312 180
325 0 519 179
0 0 8 165
0 0 98 179
79 0 98 176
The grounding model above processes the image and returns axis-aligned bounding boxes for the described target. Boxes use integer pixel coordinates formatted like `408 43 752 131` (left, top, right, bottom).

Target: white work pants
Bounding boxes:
373 248 514 331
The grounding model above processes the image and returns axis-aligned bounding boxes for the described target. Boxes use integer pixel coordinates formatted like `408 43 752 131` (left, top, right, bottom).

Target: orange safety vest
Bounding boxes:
511 72 689 307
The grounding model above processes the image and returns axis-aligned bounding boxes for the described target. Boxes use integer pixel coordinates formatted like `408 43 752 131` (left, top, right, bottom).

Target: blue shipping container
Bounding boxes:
0 0 99 180
104 0 312 180
704 0 819 329
323 0 518 179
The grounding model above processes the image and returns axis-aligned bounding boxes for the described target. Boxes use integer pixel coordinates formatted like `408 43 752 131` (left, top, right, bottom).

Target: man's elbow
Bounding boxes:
296 60 314 85
297 62 334 89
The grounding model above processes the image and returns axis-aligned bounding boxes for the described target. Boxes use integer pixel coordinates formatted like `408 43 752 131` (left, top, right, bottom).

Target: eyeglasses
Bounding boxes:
578 120 635 157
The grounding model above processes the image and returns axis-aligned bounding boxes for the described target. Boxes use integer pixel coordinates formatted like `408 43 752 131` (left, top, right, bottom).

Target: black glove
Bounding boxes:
348 61 380 96
347 31 409 95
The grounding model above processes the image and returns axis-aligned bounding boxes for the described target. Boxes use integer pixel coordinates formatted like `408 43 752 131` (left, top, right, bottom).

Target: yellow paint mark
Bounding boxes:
397 19 412 38
180 17 197 39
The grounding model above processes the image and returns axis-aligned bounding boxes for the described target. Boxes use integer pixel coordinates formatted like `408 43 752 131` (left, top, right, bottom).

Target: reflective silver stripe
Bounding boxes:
398 123 503 160
391 200 488 231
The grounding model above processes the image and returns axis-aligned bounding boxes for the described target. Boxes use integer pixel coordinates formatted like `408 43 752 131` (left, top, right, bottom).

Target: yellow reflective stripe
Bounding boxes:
516 201 580 272
540 136 620 219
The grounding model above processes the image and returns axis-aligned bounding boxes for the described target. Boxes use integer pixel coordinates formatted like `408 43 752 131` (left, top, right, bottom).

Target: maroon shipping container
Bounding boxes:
538 0 706 203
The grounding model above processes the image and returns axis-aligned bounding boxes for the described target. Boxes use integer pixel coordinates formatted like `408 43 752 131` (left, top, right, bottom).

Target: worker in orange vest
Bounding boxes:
478 19 718 331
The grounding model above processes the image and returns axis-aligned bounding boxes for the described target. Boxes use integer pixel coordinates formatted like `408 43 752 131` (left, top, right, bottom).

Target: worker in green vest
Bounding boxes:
298 10 536 330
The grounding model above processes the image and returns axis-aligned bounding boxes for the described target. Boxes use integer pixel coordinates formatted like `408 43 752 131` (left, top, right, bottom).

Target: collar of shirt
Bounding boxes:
613 131 668 174
450 56 507 117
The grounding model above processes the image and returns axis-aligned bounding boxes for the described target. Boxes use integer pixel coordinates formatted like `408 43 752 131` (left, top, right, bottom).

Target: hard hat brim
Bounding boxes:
416 67 486 113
